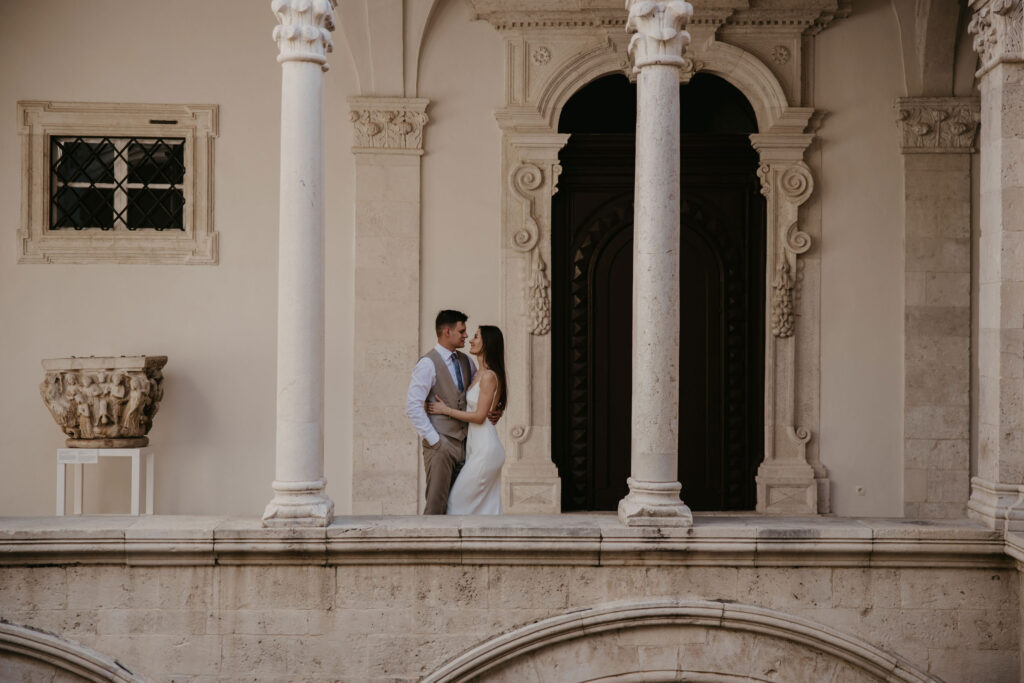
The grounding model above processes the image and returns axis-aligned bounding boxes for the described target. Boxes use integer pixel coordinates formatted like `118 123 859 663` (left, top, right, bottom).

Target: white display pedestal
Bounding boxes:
56 447 154 516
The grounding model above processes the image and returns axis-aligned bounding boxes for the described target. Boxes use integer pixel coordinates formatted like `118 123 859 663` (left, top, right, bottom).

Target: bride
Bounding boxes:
427 325 507 515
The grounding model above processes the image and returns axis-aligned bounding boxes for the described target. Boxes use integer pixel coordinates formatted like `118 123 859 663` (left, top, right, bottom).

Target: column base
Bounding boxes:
755 461 818 514
617 478 693 527
967 477 1024 532
262 479 334 528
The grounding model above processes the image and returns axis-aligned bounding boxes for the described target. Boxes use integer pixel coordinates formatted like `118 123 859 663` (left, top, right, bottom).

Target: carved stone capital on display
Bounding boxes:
348 97 430 155
968 0 1023 74
895 97 981 153
40 356 167 448
626 0 695 71
271 0 337 70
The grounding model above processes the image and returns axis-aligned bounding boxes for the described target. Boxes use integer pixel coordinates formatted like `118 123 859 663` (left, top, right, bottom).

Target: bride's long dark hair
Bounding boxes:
479 325 508 410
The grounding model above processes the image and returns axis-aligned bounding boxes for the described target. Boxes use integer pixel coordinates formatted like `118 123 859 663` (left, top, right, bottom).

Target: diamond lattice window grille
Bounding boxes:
50 136 186 231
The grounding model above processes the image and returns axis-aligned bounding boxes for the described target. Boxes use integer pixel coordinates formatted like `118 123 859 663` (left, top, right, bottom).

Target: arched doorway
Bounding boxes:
551 73 766 512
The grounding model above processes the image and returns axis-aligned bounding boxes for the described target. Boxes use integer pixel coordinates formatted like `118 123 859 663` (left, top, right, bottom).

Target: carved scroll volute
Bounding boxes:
509 161 560 336
271 0 336 71
760 162 813 339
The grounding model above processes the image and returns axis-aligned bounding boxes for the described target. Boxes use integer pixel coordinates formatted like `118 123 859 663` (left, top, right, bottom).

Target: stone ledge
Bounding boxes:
0 514 1008 569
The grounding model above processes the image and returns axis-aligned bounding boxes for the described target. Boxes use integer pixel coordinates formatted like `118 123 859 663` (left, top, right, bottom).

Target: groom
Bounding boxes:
406 309 499 514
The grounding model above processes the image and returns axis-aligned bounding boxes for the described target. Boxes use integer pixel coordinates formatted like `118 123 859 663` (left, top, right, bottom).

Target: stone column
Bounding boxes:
968 0 1024 531
895 97 979 519
263 0 336 527
617 0 695 526
348 97 429 514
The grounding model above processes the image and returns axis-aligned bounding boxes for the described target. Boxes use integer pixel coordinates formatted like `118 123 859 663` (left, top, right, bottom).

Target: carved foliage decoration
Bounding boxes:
761 163 812 338
626 0 695 70
969 0 1023 69
510 162 558 336
271 0 336 70
349 107 429 152
895 98 981 153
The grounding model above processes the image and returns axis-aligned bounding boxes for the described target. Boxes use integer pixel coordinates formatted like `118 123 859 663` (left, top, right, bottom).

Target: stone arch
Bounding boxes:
422 600 937 683
0 621 142 682
532 38 793 134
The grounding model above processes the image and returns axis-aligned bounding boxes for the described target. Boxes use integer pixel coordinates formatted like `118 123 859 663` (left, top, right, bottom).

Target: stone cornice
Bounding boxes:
895 97 981 154
465 0 849 36
0 516 1008 569
347 97 430 155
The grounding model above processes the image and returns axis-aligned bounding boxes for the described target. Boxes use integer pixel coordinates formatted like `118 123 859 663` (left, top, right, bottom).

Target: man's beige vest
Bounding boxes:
424 349 471 441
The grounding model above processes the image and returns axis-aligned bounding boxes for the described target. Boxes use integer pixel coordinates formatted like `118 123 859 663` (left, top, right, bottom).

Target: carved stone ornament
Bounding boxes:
509 162 557 335
272 0 336 71
626 0 695 71
969 0 1023 71
348 98 429 153
771 222 811 338
532 46 552 65
771 45 791 64
40 356 167 448
758 162 812 339
895 98 981 153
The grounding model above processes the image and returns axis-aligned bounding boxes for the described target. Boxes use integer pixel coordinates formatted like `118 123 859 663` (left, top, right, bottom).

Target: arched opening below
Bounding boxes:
551 73 765 512
424 601 936 683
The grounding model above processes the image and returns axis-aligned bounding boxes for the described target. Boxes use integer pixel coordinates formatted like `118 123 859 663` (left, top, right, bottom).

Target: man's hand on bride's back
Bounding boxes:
487 405 504 425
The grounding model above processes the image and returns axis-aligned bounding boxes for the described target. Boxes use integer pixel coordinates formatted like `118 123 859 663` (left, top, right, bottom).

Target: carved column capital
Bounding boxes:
626 0 695 72
895 97 981 153
347 97 430 155
968 0 1023 75
271 0 337 71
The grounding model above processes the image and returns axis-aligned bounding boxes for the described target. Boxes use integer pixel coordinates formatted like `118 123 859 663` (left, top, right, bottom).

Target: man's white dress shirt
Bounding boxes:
406 343 477 446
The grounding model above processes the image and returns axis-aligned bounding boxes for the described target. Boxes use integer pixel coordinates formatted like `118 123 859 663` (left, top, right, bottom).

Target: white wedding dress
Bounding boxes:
447 382 505 515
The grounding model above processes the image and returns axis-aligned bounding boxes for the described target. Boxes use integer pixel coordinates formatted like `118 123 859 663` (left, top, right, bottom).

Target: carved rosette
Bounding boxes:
626 0 695 71
509 162 559 336
895 98 981 153
969 0 1023 72
40 356 167 448
348 98 430 153
271 0 336 71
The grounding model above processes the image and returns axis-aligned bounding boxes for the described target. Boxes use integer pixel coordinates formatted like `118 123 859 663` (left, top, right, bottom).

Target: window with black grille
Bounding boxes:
50 136 185 231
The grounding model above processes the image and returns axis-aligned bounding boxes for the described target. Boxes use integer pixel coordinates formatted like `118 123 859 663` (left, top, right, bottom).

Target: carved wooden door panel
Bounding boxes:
552 133 765 511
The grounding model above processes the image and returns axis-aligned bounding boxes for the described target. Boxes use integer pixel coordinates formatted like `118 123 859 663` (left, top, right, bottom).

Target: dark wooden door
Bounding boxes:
551 133 765 511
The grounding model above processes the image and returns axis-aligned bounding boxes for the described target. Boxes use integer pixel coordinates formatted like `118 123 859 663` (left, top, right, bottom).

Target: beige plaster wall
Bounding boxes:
418 0 505 346
815 0 907 516
0 0 357 515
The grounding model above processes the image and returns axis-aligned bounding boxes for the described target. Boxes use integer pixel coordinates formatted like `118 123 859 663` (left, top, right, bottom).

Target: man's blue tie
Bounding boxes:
451 352 465 392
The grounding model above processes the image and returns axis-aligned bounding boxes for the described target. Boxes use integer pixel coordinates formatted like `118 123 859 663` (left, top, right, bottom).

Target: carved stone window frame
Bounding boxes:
17 101 219 265
488 23 829 514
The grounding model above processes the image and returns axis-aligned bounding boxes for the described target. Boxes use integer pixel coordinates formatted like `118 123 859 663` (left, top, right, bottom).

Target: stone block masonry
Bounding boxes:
0 515 1017 681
